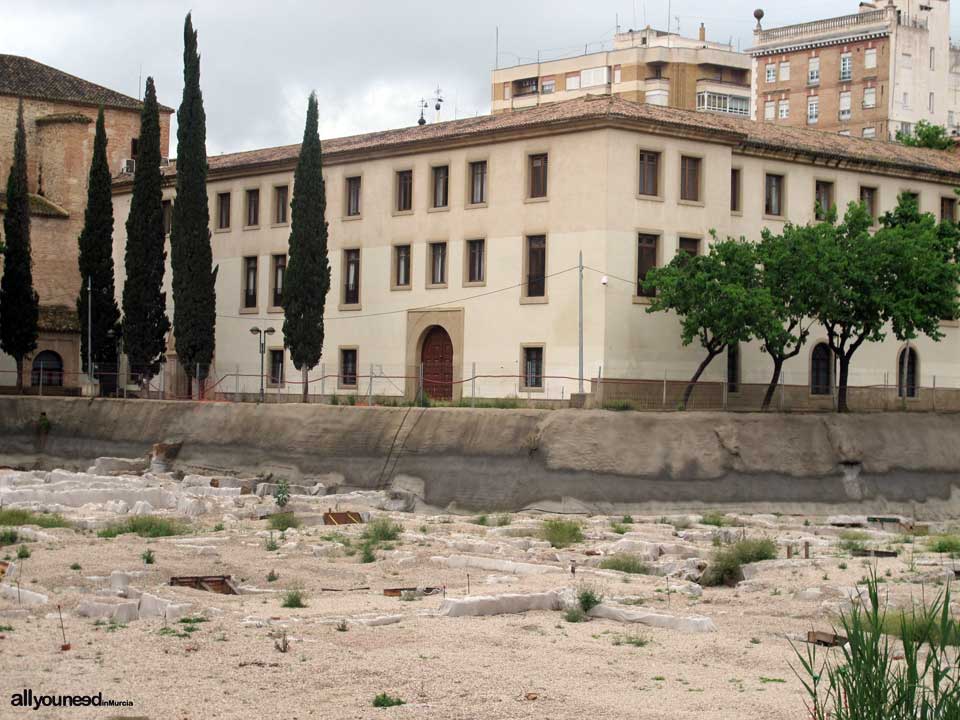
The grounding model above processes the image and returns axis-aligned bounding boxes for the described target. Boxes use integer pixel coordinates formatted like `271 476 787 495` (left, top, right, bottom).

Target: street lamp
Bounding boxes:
249 326 275 403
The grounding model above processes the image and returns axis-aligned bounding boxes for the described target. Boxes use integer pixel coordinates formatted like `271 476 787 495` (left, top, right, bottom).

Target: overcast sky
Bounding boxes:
5 1 960 156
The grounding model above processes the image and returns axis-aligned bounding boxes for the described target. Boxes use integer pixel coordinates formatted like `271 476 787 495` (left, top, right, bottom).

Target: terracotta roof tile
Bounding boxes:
38 304 80 333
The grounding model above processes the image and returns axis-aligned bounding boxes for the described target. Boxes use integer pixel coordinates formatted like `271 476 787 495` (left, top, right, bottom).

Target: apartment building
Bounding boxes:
109 96 960 407
491 26 752 119
750 0 960 140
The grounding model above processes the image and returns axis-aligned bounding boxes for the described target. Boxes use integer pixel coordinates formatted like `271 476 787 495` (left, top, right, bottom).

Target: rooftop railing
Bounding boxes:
755 8 891 45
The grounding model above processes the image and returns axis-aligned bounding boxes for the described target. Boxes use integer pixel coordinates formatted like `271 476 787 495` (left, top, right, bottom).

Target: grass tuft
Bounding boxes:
598 554 650 575
927 534 960 555
541 519 584 548
97 516 188 539
0 528 18 546
0 509 70 528
577 586 604 613
268 512 301 532
701 511 730 527
372 693 405 708
363 518 403 544
701 538 777 587
563 607 587 623
281 588 307 609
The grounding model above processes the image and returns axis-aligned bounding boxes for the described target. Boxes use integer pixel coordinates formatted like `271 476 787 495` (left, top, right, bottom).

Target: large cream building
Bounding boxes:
111 95 960 408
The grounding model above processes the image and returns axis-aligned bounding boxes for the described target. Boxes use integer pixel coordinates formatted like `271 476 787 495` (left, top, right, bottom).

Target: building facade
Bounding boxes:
0 55 172 391
491 26 752 119
110 96 960 408
750 0 960 140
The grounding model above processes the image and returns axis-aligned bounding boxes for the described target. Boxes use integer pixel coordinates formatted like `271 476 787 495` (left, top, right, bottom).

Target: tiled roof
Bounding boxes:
117 95 960 185
38 304 80 333
0 55 173 113
0 192 69 218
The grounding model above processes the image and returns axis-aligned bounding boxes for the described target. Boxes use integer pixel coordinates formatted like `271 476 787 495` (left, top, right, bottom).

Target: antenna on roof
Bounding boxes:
417 98 428 126
138 63 142 101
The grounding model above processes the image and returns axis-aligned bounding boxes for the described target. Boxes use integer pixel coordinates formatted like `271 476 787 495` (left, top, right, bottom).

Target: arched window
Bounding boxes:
726 344 740 394
810 343 832 395
31 351 63 387
897 346 918 398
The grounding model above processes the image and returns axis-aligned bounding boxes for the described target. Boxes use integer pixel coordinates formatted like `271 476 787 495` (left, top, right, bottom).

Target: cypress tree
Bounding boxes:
170 12 216 397
122 77 170 385
282 93 330 403
0 100 39 393
76 108 121 382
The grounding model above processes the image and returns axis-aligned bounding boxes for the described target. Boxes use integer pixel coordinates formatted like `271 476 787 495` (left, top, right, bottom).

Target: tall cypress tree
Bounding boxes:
123 77 170 385
282 93 330 403
0 100 39 393
170 12 216 397
76 108 121 382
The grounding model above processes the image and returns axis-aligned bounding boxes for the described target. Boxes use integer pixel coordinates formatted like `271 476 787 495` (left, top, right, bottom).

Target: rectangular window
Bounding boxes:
523 346 544 389
243 256 257 309
467 239 485 284
680 156 701 202
778 99 789 119
131 137 140 160
765 174 784 217
394 245 411 288
565 74 581 91
839 91 851 120
863 87 876 109
941 197 956 223
929 92 935 113
343 249 360 305
808 56 820 85
429 242 447 285
863 126 876 139
529 153 548 198
526 235 546 297
807 96 819 124
765 64 776 83
271 254 286 308
730 168 742 213
217 192 231 230
815 180 835 220
580 66 609 88
431 165 449 208
268 349 284 386
865 47 877 70
679 237 700 257
541 78 556 94
245 188 260 227
636 234 658 297
860 186 877 221
162 200 172 236
727 344 740 394
340 348 357 388
764 101 775 120
840 53 852 81
638 151 660 196
346 176 361 216
468 161 487 204
396 170 413 212
930 47 936 71
274 185 288 224
779 61 790 81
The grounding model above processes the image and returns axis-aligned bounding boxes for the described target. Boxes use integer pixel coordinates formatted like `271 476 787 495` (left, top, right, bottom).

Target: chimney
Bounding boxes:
699 23 706 42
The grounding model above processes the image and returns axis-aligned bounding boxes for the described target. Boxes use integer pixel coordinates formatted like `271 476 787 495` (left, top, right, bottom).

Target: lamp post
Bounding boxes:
249 326 275 403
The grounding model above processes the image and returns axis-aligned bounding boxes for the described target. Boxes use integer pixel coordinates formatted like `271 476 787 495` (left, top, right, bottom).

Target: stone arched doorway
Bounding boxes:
420 325 453 400
31 350 64 387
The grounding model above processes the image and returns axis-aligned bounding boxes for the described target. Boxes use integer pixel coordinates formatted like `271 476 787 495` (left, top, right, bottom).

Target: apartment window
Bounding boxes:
950 111 957 129
811 343 832 395
897 347 918 399
727 344 740 394
466 239 485 284
522 346 544 389
839 91 851 120
778 99 789 119
865 47 877 70
541 78 556 94
929 92 935 113
808 57 820 85
815 180 835 220
429 242 447 286
340 348 357 388
765 174 784 217
271 254 286 308
525 235 546 298
862 126 876 139
930 47 936 71
394 245 411 288
565 74 581 91
901 121 913 136
765 64 776 83
779 61 790 81
130 137 140 160
268 349 284 386
243 256 258 309
638 151 660 196
941 196 957 223
396 170 413 212
679 237 700 258
679 156 701 202
636 234 658 298
216 192 231 230
764 101 775 121
274 185 288 224
529 153 548 198
860 186 877 221
696 92 749 116
468 161 487 204
903 93 910 110
806 96 819 124
431 165 449 209
613 65 622 83
162 200 172 236
346 176 361 216
245 188 260 227
580 66 609 88
343 249 360 305
730 168 742 213
863 87 876 109
839 53 852 81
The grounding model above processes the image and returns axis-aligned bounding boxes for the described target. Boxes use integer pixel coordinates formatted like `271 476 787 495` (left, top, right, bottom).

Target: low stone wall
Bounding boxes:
2 396 960 516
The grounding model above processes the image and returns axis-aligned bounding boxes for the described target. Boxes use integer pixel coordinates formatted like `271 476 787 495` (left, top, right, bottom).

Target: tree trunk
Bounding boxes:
681 351 719 410
837 354 851 413
761 357 784 411
15 357 24 394
302 366 309 403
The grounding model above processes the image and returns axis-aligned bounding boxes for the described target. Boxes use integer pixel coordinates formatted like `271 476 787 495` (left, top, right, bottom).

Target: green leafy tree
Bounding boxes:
123 77 170 386
282 92 330 402
170 12 216 398
895 120 955 150
644 238 764 409
76 108 121 380
0 100 39 392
